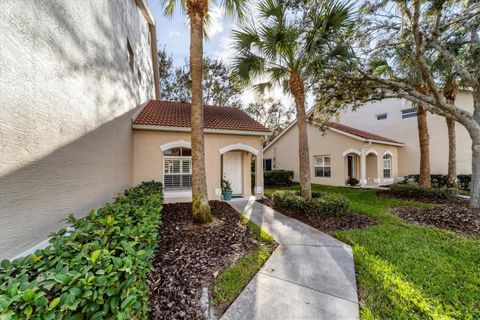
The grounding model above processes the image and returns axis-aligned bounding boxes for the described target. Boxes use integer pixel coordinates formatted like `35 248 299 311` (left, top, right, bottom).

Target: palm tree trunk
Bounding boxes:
417 103 431 187
289 73 311 198
446 116 457 187
189 10 211 223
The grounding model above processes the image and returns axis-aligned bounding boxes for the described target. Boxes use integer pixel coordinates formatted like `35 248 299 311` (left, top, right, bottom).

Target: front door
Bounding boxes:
223 152 243 195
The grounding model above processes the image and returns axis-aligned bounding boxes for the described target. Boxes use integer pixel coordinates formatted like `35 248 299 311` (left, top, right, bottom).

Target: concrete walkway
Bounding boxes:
221 197 359 320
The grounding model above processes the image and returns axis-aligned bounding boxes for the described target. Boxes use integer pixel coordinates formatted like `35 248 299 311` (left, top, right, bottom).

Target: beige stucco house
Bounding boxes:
264 121 403 187
132 100 271 203
265 90 473 187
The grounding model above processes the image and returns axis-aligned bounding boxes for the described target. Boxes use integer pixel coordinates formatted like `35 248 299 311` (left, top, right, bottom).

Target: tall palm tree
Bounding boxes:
160 0 246 223
232 0 352 198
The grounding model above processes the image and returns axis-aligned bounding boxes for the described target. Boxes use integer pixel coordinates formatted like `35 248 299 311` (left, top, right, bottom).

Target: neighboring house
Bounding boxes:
264 121 403 187
264 90 473 188
132 100 271 203
339 91 473 176
0 0 159 259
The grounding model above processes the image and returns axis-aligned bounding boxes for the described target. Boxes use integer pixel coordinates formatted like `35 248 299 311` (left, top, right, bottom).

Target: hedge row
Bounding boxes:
0 181 163 319
271 190 350 217
403 174 471 190
390 183 458 200
264 170 294 186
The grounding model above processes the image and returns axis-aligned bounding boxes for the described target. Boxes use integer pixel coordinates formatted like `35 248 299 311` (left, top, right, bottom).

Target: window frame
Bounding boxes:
264 159 273 171
163 153 192 191
383 154 392 179
401 108 417 119
376 113 388 121
314 155 332 178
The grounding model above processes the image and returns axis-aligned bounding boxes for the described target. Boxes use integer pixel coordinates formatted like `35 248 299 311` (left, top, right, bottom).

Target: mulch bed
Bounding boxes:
258 198 376 234
393 200 480 237
148 201 258 319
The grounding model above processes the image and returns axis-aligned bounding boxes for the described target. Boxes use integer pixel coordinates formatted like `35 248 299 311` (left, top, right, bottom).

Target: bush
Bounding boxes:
0 181 163 319
271 190 350 217
264 170 294 186
390 183 458 200
403 174 471 190
457 174 471 190
347 178 359 186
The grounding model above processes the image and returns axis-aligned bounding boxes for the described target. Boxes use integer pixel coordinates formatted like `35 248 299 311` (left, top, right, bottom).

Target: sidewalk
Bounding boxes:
221 197 359 320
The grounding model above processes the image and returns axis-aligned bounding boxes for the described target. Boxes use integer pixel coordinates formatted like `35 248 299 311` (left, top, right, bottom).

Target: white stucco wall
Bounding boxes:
0 0 156 259
338 92 473 176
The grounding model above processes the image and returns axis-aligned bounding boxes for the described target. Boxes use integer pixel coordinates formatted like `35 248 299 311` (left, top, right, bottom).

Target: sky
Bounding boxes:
147 0 295 107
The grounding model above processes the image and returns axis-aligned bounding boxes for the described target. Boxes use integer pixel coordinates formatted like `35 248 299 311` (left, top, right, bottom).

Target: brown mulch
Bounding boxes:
393 200 480 237
258 198 376 234
148 201 258 319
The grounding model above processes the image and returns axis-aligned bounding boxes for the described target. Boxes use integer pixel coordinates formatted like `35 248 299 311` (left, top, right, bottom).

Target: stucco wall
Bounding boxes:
263 124 399 186
133 130 263 202
339 92 473 176
0 0 155 259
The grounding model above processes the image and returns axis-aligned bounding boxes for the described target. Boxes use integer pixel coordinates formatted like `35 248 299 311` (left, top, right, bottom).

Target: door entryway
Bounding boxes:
222 151 243 195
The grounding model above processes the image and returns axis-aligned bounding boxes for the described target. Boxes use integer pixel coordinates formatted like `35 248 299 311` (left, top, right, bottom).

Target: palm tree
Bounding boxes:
160 0 246 223
232 0 352 198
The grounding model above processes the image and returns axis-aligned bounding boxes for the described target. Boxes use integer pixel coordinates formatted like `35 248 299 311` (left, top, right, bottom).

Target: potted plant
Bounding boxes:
347 178 359 187
222 179 233 200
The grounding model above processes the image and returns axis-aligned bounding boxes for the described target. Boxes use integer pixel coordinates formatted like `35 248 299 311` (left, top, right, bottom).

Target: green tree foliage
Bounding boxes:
158 49 243 107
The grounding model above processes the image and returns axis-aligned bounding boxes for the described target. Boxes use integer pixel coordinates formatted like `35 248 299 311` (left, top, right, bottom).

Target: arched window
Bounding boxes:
163 147 192 190
383 154 392 179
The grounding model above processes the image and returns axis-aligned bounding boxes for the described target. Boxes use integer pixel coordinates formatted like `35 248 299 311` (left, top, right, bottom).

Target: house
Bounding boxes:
0 0 159 259
132 100 271 203
264 121 404 187
264 90 473 187
339 91 473 176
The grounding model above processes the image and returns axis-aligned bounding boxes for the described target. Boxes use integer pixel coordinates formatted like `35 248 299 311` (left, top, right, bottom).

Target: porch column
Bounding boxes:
360 149 367 187
255 152 264 199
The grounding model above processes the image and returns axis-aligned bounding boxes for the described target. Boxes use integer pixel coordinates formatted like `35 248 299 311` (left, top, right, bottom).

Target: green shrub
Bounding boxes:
347 178 359 186
403 174 471 190
264 170 294 186
457 174 471 190
0 181 163 319
271 190 350 217
390 183 458 200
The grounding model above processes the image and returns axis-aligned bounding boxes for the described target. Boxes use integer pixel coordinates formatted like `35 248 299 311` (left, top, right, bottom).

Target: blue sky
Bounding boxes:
147 0 295 106
147 0 238 68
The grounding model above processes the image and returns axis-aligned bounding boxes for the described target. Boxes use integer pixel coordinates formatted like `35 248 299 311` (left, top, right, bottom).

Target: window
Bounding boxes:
376 113 388 120
314 155 331 178
383 154 392 179
264 159 272 171
127 39 134 71
401 108 417 119
163 147 191 190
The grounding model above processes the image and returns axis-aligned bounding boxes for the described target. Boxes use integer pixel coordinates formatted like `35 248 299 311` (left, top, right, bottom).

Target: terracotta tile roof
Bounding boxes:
327 121 403 144
133 100 270 133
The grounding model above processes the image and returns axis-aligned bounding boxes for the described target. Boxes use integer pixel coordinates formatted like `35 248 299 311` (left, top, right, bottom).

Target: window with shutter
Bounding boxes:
163 148 192 190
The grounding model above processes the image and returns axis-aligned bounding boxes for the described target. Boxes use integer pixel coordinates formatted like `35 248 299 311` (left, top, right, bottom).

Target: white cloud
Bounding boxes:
168 31 181 38
205 4 224 39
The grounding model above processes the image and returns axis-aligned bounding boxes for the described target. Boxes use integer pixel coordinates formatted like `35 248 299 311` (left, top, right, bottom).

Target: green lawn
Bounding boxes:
212 216 276 311
265 184 480 319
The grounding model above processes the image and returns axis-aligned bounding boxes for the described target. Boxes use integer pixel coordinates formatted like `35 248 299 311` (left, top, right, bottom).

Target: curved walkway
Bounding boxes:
221 197 359 320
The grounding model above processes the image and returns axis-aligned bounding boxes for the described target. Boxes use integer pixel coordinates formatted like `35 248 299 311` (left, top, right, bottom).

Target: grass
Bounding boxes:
212 215 276 309
265 184 480 319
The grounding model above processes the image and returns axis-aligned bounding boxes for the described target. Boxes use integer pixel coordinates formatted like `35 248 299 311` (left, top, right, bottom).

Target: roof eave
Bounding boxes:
132 123 272 136
327 127 404 146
